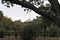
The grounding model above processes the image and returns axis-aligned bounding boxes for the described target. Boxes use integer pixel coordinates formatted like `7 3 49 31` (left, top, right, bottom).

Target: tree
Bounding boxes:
13 20 23 40
0 11 4 38
0 11 3 21
21 16 60 40
1 0 60 27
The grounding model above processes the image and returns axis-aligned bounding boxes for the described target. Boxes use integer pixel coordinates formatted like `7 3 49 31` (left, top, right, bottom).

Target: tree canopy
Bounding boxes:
0 11 60 40
1 0 60 27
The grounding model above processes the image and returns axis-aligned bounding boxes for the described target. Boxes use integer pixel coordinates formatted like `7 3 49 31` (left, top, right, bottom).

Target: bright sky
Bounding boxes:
0 0 60 22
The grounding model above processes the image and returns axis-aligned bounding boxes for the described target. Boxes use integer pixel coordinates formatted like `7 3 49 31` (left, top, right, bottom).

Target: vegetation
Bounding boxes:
1 0 60 27
0 0 60 40
0 11 60 40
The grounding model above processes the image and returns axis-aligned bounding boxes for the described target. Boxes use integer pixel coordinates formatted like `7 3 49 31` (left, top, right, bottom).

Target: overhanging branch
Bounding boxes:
4 0 60 27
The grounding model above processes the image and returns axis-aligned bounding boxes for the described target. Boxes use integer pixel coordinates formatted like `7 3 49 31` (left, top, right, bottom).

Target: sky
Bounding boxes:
0 0 60 22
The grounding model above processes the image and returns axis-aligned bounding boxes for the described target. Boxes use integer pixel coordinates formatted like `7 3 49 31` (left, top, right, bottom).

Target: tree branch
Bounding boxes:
48 0 60 15
5 0 60 27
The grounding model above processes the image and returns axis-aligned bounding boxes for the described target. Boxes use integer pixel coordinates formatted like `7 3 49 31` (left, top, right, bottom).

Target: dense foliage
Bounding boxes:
0 11 60 40
0 0 60 40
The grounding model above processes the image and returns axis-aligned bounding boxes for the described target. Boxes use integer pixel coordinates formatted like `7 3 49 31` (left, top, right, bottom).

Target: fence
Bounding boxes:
0 32 60 40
